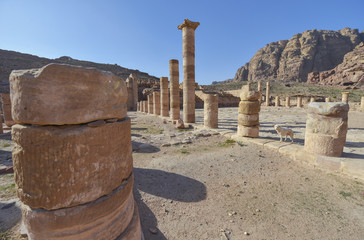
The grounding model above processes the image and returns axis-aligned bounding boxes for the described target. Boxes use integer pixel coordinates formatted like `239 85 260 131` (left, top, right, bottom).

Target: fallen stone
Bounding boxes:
176 119 185 129
10 63 128 125
161 143 171 147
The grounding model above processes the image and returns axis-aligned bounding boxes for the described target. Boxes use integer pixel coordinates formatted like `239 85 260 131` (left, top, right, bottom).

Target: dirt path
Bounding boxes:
131 113 364 240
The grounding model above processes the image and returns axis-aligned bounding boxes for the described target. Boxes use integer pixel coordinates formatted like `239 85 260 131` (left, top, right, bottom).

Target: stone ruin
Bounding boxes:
126 74 138 111
204 93 218 128
10 63 141 240
237 84 261 137
304 102 349 157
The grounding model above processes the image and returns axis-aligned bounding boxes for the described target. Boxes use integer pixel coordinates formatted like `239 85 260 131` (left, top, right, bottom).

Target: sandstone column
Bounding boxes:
0 109 3 134
238 85 261 138
204 94 218 128
178 19 200 123
143 101 148 113
297 96 303 108
160 77 169 117
342 92 349 103
153 91 161 116
285 96 290 107
10 64 141 240
169 59 180 120
275 96 280 107
125 74 138 111
265 82 270 106
147 94 154 114
361 96 364 110
0 93 15 127
310 97 315 103
257 81 262 104
304 102 349 157
325 97 331 102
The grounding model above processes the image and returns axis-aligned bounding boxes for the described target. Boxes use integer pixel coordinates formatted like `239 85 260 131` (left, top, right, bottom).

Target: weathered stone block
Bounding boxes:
307 102 349 116
12 118 133 210
237 125 259 138
0 93 15 126
238 100 260 115
23 175 136 240
304 132 346 157
239 85 261 101
306 114 348 136
10 64 127 125
238 113 259 126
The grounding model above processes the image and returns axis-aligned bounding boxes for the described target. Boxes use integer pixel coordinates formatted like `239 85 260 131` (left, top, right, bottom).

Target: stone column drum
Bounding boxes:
265 82 270 106
153 91 161 116
304 102 349 157
147 94 154 114
160 77 169 117
285 96 290 107
178 19 200 123
275 96 280 107
169 59 180 120
1 93 15 127
204 94 218 128
237 85 261 137
342 92 349 103
10 64 141 240
297 96 303 108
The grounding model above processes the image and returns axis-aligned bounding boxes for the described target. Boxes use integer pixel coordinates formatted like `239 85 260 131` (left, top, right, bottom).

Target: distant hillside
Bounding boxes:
233 27 364 83
0 49 159 87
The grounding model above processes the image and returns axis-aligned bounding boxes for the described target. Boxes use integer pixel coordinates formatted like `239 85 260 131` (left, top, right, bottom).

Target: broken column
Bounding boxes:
342 92 349 103
275 96 280 107
304 102 349 157
237 85 261 138
153 91 161 116
204 94 218 128
1 93 15 127
147 94 154 114
10 63 141 240
169 59 180 120
297 96 303 108
285 96 290 107
126 74 138 111
178 19 200 123
265 82 270 106
160 77 169 117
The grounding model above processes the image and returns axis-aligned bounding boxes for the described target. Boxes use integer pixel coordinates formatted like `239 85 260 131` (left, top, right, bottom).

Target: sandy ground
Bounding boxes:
0 107 363 239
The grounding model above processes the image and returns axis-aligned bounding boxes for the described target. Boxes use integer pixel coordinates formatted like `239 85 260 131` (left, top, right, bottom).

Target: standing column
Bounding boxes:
361 96 364 110
147 94 154 114
297 96 303 108
304 102 349 157
178 19 200 123
169 59 180 120
325 97 331 102
153 91 161 116
204 94 218 128
285 96 290 107
275 96 280 107
160 77 169 117
310 97 315 103
342 92 349 103
238 84 261 138
257 81 262 104
143 101 148 113
265 82 270 106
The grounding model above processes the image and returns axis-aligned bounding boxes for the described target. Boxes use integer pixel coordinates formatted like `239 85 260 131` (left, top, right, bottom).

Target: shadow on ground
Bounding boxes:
133 168 206 239
0 200 21 231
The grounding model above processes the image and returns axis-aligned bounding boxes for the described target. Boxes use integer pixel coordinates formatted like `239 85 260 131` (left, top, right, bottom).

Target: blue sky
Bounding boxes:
0 0 363 85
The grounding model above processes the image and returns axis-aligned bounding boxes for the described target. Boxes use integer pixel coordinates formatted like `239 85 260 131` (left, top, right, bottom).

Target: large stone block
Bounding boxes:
308 102 349 116
306 113 348 136
238 113 259 126
12 118 133 210
239 85 261 101
23 175 136 240
237 125 259 138
238 100 260 115
10 63 127 125
304 132 346 157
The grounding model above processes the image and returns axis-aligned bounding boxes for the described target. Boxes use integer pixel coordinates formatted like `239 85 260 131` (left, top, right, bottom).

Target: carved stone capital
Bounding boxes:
177 19 200 30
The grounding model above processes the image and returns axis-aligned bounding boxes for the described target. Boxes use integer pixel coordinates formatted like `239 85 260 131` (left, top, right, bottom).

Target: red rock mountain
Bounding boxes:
234 28 364 83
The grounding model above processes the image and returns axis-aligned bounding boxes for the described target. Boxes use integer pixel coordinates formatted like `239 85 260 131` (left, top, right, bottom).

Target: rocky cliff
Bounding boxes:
307 42 364 89
0 49 158 86
234 28 363 82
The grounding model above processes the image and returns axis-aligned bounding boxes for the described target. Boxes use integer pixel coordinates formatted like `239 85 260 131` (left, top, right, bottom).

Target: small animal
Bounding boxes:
274 124 294 142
